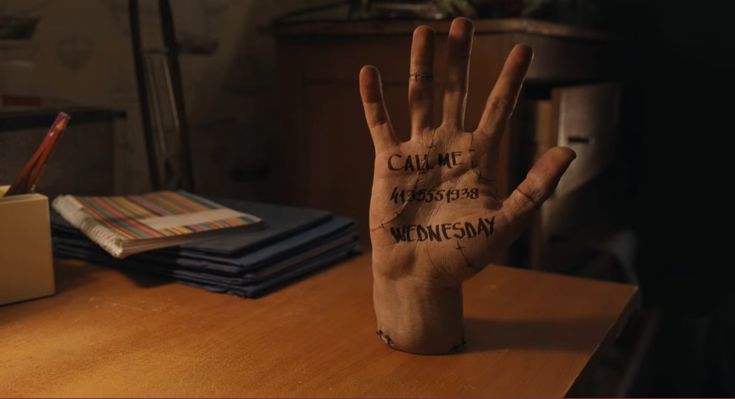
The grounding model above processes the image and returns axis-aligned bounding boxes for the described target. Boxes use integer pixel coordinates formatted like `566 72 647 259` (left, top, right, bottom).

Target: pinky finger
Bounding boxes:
360 65 398 151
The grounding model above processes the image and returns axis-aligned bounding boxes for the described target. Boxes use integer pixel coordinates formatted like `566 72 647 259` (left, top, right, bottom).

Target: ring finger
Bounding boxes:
408 25 435 139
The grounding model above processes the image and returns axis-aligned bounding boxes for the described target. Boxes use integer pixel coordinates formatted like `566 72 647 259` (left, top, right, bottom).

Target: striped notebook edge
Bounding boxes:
52 191 262 258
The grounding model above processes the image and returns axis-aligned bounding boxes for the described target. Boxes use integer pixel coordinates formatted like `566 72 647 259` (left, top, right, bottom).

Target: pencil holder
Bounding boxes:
0 185 55 305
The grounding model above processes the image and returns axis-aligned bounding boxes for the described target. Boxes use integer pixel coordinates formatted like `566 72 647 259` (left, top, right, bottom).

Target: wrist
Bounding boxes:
372 274 465 354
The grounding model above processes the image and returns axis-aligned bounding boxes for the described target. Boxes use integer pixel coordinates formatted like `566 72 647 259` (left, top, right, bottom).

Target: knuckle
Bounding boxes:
444 80 468 93
486 96 513 117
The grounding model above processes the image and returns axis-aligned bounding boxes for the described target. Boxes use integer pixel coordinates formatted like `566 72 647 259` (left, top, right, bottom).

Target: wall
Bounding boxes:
0 0 339 199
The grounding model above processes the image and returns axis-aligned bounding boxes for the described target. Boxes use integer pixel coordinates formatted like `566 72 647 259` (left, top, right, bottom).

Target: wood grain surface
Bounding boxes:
0 253 637 397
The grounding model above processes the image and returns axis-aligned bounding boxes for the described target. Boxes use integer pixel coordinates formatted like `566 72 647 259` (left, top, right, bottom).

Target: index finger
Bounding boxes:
476 44 533 141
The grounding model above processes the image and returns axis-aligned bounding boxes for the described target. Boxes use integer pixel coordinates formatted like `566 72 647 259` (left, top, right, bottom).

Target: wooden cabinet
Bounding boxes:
549 83 620 196
523 83 621 271
273 19 618 253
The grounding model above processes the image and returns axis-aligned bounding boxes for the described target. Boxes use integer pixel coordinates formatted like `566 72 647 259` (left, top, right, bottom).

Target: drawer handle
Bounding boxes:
567 135 592 144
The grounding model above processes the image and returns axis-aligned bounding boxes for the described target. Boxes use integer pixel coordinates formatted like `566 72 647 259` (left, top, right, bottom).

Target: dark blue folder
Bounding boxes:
51 199 360 298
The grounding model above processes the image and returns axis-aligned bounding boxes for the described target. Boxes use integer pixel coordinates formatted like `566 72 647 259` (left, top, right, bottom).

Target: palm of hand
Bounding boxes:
362 18 575 290
370 130 507 286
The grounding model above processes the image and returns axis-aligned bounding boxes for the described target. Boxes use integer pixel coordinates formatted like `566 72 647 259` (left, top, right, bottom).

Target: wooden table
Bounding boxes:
0 253 637 397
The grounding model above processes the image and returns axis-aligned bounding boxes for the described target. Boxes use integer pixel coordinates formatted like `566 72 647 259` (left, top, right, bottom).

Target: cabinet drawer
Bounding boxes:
524 83 621 271
531 175 618 271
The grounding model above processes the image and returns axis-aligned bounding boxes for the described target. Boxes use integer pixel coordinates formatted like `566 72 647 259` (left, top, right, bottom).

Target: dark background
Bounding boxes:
597 0 731 395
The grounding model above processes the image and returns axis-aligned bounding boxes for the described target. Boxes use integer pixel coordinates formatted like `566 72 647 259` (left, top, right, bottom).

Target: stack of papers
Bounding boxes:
51 199 360 297
52 191 264 258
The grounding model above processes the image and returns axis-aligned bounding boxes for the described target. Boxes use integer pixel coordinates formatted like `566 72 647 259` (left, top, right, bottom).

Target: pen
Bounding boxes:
3 112 70 197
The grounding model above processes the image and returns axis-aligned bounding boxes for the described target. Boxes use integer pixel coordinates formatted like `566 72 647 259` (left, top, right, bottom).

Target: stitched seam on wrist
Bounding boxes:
376 329 394 347
449 336 467 353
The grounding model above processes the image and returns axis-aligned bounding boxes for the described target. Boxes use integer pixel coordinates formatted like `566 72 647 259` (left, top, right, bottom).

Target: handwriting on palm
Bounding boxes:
360 18 575 286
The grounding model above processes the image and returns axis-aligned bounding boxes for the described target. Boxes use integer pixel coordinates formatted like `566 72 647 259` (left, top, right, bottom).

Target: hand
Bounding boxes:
359 18 576 354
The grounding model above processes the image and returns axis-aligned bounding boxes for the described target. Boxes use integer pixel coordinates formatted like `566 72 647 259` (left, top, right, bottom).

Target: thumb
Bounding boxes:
501 146 576 237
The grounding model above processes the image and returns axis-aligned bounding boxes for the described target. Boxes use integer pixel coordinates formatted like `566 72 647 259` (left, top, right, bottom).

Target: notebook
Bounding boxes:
53 239 359 298
52 191 262 258
51 211 360 297
50 199 336 263
54 232 358 283
178 198 333 255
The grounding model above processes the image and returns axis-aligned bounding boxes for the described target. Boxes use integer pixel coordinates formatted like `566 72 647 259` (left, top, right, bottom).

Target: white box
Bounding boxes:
0 185 55 305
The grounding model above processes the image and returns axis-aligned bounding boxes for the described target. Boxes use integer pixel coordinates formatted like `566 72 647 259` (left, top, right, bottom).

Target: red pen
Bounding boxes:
4 112 70 197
